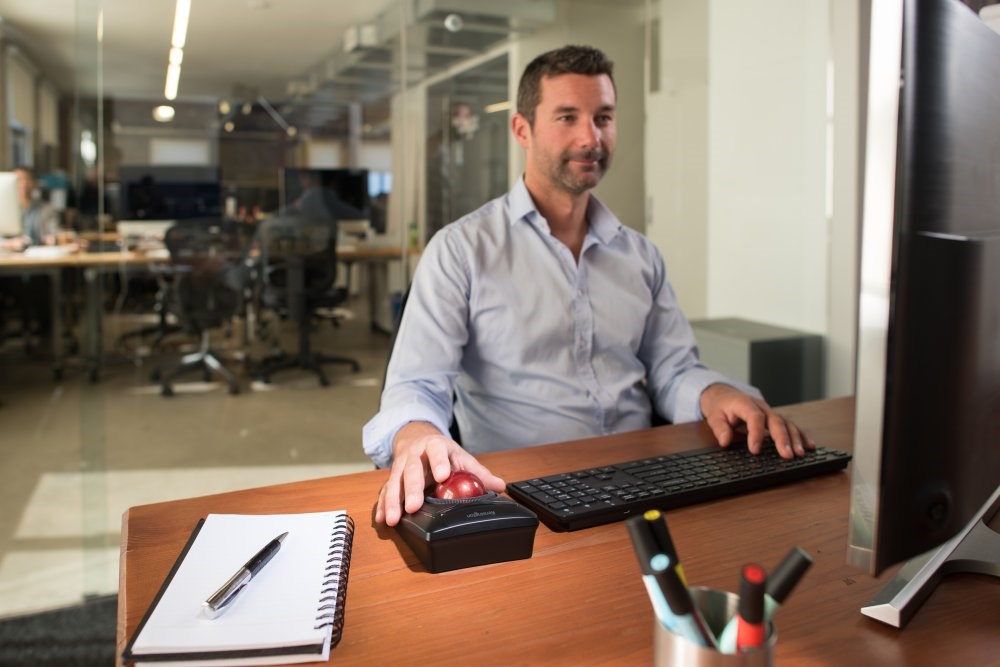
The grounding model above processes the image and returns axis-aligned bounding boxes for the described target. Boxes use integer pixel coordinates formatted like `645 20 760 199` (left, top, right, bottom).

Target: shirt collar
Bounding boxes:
509 175 624 245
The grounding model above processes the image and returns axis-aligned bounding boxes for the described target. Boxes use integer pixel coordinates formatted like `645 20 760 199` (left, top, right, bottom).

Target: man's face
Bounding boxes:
516 73 616 196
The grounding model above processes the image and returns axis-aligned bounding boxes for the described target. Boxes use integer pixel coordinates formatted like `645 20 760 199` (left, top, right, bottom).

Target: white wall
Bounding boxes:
646 0 861 398
827 0 861 398
707 0 829 333
644 0 710 316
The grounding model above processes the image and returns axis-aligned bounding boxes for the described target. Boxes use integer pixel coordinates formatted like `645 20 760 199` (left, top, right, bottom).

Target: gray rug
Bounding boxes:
0 594 116 667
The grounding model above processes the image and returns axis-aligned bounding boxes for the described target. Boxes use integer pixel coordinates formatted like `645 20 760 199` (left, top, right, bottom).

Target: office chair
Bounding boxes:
115 263 183 361
156 221 247 396
254 217 360 386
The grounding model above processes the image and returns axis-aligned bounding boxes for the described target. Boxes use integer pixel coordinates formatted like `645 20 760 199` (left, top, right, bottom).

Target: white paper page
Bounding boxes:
131 511 346 655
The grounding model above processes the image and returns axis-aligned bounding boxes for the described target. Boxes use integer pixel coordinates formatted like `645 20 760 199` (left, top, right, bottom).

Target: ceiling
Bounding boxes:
0 0 554 133
0 0 399 99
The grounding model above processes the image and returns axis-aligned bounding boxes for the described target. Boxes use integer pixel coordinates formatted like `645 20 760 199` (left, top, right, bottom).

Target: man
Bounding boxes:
365 45 812 527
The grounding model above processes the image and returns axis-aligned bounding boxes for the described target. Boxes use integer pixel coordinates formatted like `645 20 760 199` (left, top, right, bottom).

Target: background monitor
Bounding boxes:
848 0 1000 627
119 165 222 221
0 172 21 237
280 168 370 220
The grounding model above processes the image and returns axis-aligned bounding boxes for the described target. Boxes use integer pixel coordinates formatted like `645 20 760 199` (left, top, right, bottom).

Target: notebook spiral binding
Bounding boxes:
313 513 355 649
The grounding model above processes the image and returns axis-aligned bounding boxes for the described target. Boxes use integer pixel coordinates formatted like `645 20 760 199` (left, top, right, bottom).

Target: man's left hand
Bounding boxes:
699 383 815 459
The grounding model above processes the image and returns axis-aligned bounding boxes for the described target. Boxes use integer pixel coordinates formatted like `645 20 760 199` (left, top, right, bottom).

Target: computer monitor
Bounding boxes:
848 0 1000 628
0 171 22 237
280 168 370 220
119 166 222 221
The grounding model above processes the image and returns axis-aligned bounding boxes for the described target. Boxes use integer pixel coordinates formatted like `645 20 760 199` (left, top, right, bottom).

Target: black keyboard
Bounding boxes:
506 444 851 531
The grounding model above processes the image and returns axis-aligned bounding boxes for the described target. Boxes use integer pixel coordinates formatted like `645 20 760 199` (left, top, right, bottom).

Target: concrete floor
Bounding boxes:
0 298 389 619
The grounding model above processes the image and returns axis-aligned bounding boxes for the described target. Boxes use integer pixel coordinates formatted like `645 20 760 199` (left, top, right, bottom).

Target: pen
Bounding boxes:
626 516 677 628
203 531 288 619
735 563 767 653
765 546 812 618
625 514 660 575
650 553 718 650
641 509 687 585
718 546 812 652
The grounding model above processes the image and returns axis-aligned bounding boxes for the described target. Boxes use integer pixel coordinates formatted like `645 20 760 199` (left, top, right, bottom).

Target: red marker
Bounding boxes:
736 563 767 652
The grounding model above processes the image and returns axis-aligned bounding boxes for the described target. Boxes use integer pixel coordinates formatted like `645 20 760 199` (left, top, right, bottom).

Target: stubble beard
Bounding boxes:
553 148 612 195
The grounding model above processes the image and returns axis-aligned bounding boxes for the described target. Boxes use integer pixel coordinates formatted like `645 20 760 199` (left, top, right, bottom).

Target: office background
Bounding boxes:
0 0 991 626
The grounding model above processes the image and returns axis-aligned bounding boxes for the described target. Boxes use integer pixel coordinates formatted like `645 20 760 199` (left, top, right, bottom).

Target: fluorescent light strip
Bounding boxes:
164 0 190 101
171 0 191 48
165 63 181 100
485 100 512 114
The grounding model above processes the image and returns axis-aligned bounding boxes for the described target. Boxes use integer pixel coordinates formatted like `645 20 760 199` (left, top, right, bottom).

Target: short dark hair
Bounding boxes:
516 45 615 126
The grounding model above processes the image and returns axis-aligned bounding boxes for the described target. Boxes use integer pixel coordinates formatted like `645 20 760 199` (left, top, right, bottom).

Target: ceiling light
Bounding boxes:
242 102 253 115
219 99 231 115
169 47 184 65
165 63 181 100
153 105 176 122
485 100 512 114
171 0 191 48
286 126 298 138
443 13 464 32
224 121 235 133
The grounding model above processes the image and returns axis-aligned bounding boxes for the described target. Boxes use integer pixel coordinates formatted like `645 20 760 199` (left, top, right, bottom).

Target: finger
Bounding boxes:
789 421 812 454
459 455 506 491
424 439 455 483
743 406 768 454
766 412 795 459
705 411 736 447
382 467 405 527
785 419 806 457
401 456 430 515
375 483 387 524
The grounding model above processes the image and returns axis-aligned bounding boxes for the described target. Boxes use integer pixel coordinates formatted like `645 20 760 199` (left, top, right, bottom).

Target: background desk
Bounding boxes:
116 398 999 665
0 251 152 378
0 246 412 379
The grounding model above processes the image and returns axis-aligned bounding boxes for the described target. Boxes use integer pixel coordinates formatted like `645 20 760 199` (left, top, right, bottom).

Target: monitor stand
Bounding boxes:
860 484 1000 628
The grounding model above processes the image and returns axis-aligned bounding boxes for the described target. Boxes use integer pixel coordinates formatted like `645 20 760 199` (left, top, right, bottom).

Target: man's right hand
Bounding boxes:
375 421 506 527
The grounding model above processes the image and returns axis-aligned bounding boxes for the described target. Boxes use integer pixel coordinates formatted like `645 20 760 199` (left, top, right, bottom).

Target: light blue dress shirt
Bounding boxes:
362 178 758 469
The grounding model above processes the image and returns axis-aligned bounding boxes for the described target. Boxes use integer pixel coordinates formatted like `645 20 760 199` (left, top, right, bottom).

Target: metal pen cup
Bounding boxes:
654 587 776 667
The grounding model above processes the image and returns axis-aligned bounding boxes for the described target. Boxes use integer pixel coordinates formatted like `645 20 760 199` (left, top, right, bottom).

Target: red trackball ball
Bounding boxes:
432 471 487 499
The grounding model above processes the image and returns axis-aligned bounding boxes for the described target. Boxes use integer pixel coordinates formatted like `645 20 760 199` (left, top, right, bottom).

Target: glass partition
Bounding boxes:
0 0 863 626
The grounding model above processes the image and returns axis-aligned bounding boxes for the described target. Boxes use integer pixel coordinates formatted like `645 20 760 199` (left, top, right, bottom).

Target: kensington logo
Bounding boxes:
466 510 496 519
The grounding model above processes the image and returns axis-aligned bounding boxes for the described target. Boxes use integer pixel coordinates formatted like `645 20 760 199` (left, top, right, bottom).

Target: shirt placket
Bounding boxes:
568 242 613 433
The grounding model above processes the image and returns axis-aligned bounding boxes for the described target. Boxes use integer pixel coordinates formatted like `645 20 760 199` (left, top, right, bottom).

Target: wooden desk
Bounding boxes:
0 251 163 379
115 399 999 665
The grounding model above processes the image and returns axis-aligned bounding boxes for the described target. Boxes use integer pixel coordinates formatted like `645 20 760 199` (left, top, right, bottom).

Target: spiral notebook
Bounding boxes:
123 510 354 666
